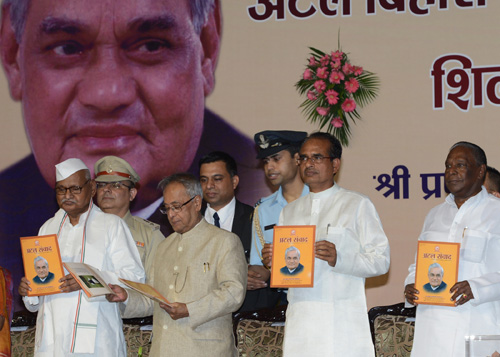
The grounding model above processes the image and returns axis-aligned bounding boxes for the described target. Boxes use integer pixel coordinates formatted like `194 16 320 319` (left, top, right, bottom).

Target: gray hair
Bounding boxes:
428 262 443 275
2 0 216 43
158 172 202 198
285 246 300 260
34 255 48 269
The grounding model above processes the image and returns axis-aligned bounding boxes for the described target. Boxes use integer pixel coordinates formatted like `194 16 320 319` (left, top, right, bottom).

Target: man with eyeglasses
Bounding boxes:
108 173 246 356
262 132 390 356
94 156 164 276
18 158 144 356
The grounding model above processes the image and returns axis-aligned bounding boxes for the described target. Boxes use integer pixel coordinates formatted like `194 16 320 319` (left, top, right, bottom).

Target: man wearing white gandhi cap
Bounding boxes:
18 158 145 356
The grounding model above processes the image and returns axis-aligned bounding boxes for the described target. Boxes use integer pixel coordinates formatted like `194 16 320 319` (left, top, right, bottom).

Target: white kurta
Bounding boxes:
279 184 390 357
24 204 145 357
406 187 500 357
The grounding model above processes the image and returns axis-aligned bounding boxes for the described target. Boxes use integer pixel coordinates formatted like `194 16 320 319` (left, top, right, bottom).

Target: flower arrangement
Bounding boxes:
295 47 380 146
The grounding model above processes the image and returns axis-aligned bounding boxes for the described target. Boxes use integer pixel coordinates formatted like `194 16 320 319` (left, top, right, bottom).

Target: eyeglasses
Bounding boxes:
96 181 132 190
159 196 196 215
55 180 90 195
298 155 334 164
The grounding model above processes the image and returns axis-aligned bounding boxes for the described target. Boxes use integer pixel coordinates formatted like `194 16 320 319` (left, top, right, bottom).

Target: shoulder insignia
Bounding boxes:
133 216 160 230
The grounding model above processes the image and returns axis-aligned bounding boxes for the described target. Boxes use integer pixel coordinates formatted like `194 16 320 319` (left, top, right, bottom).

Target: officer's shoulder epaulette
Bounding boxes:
133 216 160 231
254 191 277 207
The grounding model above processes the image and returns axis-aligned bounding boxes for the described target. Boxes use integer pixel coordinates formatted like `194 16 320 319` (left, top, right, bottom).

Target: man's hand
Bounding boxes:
404 283 419 305
247 265 269 290
59 274 81 293
315 241 337 267
450 280 474 306
160 302 189 320
106 284 128 303
262 243 273 268
18 277 31 296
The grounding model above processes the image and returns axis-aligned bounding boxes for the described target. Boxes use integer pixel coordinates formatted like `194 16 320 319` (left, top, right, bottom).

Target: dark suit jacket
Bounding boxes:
280 263 304 276
33 272 55 285
423 281 447 293
231 200 254 261
201 199 253 261
0 109 270 312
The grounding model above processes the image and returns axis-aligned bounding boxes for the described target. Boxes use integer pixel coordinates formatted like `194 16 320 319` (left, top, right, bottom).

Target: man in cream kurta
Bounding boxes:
110 173 247 357
263 133 390 356
18 158 145 357
405 142 500 357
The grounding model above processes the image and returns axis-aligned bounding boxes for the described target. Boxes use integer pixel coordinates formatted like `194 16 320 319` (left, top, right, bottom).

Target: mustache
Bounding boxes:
61 198 77 204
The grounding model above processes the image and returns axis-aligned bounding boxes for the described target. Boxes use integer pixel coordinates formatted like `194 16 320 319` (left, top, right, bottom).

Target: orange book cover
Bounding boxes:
270 225 315 288
119 278 172 306
20 234 64 296
415 240 460 306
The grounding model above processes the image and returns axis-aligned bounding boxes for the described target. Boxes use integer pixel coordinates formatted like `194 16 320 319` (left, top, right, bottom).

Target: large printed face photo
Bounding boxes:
0 0 219 201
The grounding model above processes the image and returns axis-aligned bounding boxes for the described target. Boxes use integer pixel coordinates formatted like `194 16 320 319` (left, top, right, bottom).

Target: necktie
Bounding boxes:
213 212 220 228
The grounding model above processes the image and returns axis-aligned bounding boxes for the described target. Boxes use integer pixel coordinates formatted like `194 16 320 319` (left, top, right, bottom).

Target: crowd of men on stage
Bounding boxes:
2 0 500 356
11 131 500 357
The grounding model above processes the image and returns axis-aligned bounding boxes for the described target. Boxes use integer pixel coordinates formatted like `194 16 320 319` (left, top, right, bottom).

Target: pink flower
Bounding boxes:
345 78 359 93
316 107 329 116
342 63 354 75
341 98 356 112
331 117 343 128
303 68 313 80
325 89 339 105
331 59 341 70
309 56 317 66
329 71 344 84
307 90 318 101
316 67 328 79
320 54 330 66
354 66 363 76
314 80 326 93
331 50 343 61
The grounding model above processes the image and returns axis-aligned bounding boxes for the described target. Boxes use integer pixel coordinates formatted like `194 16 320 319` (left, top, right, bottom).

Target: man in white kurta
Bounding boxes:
109 173 247 357
263 133 390 356
19 159 145 356
405 142 500 357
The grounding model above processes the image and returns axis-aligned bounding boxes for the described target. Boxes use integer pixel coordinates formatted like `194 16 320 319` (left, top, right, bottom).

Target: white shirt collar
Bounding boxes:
205 196 236 232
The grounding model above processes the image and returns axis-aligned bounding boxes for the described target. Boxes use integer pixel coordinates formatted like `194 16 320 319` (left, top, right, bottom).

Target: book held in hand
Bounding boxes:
119 278 172 306
414 240 460 307
63 262 114 298
271 225 316 288
20 234 65 296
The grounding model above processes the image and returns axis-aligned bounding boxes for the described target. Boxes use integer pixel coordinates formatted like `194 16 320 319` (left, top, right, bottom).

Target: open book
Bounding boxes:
119 278 171 306
63 262 114 298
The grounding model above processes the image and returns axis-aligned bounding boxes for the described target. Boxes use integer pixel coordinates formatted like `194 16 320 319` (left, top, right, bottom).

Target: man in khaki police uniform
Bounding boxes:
94 156 164 275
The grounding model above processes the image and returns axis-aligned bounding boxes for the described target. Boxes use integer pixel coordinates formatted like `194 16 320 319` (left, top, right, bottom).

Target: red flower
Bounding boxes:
331 51 344 61
354 66 363 76
316 107 329 116
314 80 326 93
341 98 356 112
303 68 313 80
342 63 354 75
309 56 317 66
307 90 318 101
331 117 343 128
331 59 341 70
325 89 339 105
320 54 330 66
329 71 344 84
316 67 329 79
345 78 359 93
